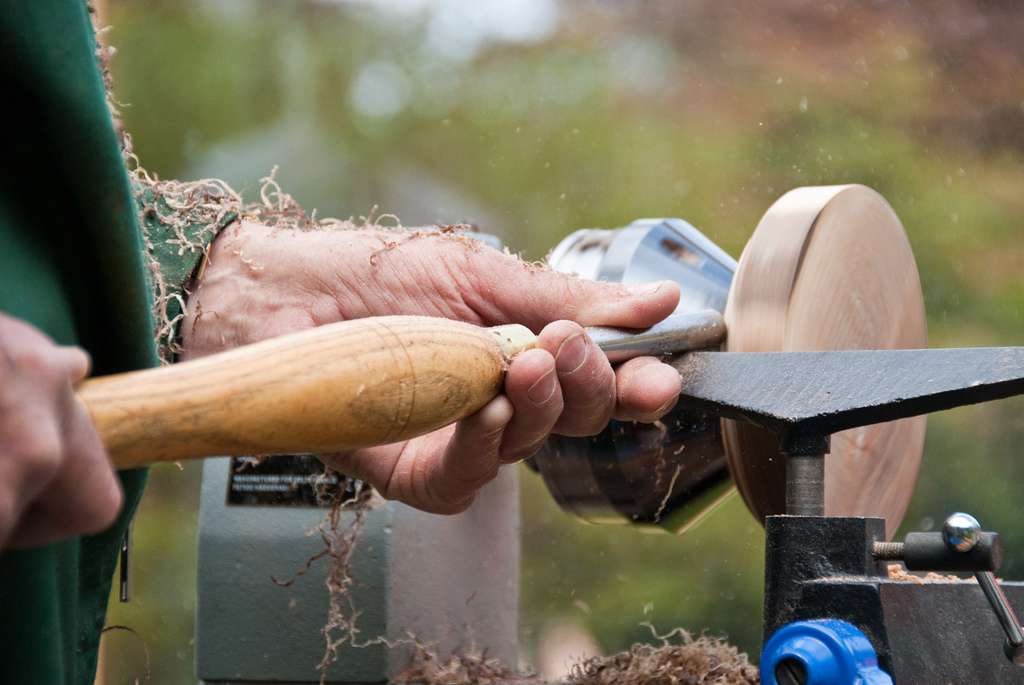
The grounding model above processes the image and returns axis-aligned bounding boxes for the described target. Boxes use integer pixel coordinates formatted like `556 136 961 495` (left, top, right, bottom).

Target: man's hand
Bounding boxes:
0 313 122 550
183 222 683 514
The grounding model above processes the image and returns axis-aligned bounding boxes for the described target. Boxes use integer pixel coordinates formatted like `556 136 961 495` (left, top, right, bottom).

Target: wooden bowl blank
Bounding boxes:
723 185 927 538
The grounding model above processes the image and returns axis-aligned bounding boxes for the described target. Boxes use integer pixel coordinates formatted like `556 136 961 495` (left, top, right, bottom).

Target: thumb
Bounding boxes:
57 346 92 383
465 248 680 330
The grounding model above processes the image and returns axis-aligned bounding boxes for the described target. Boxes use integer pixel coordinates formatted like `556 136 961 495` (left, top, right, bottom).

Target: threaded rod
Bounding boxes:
872 541 905 560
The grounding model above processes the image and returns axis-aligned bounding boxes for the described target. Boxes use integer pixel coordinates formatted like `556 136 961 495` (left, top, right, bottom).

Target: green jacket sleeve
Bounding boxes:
0 3 159 685
131 175 239 361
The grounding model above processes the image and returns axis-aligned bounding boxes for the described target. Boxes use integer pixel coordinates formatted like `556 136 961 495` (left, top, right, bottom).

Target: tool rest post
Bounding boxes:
782 433 830 517
785 456 824 516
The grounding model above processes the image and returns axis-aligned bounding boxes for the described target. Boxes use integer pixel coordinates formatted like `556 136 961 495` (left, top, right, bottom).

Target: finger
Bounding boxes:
324 435 448 509
0 411 64 550
321 397 514 515
463 248 680 330
499 348 563 463
7 394 122 549
0 450 19 549
428 396 513 513
534 320 615 437
612 356 682 423
0 443 53 551
320 443 404 497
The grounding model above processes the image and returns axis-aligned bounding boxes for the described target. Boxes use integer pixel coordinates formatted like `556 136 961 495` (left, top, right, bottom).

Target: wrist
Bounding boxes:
179 222 363 358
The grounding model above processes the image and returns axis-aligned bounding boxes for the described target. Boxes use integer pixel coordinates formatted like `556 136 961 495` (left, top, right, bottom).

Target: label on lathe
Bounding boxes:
226 454 360 507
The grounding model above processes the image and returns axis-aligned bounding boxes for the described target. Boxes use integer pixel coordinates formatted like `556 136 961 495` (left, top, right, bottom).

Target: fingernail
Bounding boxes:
527 368 557 405
555 333 588 374
627 281 667 297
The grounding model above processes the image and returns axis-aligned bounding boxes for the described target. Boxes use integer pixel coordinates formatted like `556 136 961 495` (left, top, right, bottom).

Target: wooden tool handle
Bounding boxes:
77 316 536 469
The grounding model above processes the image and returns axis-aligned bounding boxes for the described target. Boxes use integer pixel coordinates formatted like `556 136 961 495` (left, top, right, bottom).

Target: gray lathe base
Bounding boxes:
195 457 520 683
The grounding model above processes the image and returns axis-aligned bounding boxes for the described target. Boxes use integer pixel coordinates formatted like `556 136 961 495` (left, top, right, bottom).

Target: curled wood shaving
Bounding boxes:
566 624 759 685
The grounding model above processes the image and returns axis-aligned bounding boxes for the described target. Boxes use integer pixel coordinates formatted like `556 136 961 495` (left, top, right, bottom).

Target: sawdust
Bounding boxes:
304 474 381 682
275 490 762 685
88 2 126 142
652 464 683 524
885 564 964 583
391 625 760 685
129 167 240 360
368 223 483 265
645 419 674 524
566 625 760 685
393 641 538 685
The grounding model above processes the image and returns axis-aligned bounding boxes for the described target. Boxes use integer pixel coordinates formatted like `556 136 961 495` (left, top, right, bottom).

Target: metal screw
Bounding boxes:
942 512 981 552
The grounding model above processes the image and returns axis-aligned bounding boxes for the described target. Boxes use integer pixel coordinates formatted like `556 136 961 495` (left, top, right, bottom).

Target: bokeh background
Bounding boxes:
96 1 1024 682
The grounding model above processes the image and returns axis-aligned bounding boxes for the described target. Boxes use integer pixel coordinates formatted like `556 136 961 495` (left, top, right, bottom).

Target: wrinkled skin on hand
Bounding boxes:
183 222 683 514
0 313 122 550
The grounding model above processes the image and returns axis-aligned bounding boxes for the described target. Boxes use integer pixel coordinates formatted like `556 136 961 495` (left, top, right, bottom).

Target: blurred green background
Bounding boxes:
97 1 1024 682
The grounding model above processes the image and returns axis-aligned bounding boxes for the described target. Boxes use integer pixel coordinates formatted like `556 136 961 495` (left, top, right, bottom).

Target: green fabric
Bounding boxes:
0 3 216 683
136 189 236 292
134 185 238 358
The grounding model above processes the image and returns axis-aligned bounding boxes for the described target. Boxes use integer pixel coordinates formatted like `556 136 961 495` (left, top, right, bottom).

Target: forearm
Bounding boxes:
179 221 485 358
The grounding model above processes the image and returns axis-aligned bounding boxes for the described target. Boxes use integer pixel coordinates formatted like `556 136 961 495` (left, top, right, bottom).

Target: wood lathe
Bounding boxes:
81 186 1024 684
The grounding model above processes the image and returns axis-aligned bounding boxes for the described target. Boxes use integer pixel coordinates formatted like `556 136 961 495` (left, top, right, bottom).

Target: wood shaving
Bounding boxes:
393 641 537 685
393 626 760 685
886 564 964 583
565 624 759 685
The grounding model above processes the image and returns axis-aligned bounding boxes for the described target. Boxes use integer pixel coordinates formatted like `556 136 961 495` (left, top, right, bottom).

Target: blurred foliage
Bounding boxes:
99 0 1023 682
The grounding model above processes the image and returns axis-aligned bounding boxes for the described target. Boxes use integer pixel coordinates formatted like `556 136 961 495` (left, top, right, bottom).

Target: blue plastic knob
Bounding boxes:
761 619 892 685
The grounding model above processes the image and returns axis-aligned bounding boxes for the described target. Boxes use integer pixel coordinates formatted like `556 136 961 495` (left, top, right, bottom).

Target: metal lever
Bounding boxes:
976 572 1024 664
587 309 726 363
942 513 1024 665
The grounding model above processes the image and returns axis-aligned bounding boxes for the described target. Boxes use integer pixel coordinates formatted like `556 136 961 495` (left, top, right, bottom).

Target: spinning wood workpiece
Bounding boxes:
723 185 927 537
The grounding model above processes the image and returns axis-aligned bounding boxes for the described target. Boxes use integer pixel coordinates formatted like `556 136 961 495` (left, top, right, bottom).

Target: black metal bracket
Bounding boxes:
670 347 1024 682
764 515 1024 683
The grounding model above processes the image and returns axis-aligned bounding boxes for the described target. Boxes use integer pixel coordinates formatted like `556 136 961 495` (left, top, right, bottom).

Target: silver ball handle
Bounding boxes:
942 511 982 552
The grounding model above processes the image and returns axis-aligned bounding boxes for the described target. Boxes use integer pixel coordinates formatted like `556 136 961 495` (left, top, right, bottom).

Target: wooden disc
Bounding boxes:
723 185 927 538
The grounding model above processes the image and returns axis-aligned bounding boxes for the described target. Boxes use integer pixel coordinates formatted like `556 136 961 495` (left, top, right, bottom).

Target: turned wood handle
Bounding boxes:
77 316 536 469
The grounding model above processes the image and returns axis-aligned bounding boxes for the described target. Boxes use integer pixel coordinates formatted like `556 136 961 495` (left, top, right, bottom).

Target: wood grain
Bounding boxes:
77 316 535 468
723 185 927 538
